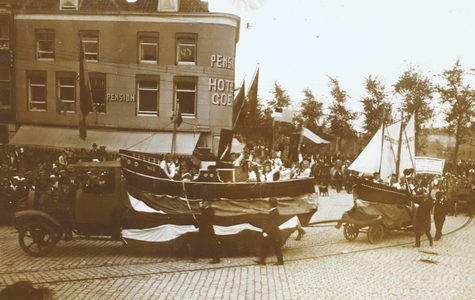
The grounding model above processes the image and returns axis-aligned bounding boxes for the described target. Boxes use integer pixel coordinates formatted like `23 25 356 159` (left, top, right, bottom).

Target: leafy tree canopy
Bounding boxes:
361 75 393 138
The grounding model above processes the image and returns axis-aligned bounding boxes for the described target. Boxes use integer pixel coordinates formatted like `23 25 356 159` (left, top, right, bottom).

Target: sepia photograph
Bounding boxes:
0 0 475 299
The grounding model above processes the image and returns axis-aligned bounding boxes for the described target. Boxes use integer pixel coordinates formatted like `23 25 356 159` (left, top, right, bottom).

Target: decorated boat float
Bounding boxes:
118 149 319 253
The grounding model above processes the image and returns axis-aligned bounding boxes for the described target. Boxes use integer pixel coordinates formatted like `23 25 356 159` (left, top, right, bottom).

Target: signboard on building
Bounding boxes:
415 156 445 175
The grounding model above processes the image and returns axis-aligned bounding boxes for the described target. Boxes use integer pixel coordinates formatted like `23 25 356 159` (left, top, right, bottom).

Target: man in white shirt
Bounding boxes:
160 153 176 179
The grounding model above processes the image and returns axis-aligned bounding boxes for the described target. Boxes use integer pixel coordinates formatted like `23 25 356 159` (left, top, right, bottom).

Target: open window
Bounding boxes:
137 75 159 115
174 76 197 117
56 71 76 113
36 29 54 60
138 32 159 64
27 71 47 111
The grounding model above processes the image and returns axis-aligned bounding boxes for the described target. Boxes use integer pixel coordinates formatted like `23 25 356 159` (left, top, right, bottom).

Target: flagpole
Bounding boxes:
395 111 404 179
171 102 178 155
269 119 275 157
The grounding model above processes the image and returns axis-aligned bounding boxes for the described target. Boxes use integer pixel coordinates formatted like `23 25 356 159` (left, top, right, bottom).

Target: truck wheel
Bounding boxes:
367 224 384 244
343 223 359 241
19 221 57 257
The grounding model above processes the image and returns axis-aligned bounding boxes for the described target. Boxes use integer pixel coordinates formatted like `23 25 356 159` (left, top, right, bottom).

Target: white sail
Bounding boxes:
348 125 383 175
399 115 415 173
380 120 402 180
349 116 415 180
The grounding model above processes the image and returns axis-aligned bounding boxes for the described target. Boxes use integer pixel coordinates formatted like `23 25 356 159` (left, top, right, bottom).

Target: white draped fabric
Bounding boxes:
122 216 302 243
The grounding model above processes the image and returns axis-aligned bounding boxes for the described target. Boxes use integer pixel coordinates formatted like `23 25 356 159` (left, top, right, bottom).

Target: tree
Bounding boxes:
438 60 475 174
327 76 357 154
394 66 434 153
268 82 291 109
240 96 272 148
295 88 325 132
361 76 393 140
266 83 295 153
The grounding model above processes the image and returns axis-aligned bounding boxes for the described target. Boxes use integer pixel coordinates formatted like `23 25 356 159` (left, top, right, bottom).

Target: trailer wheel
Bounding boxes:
367 224 384 244
19 221 57 257
343 223 359 241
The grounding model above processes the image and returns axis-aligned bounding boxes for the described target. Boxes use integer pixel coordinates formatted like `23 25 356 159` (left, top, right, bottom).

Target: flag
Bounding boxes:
247 67 259 124
274 107 294 123
301 127 331 145
232 80 245 132
79 43 93 140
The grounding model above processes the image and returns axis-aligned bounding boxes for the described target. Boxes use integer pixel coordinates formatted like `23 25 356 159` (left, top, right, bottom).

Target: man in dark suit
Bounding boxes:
434 191 449 241
196 200 220 264
413 189 434 247
254 198 284 265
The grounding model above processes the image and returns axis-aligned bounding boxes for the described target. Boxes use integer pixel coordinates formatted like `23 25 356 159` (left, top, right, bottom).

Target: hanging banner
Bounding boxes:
415 157 445 175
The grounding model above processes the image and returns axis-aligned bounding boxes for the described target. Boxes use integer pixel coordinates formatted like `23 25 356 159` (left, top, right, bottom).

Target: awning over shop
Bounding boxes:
9 125 202 155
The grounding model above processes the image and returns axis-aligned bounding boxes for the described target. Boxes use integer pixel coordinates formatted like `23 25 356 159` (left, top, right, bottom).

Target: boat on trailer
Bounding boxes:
337 116 416 244
118 149 319 252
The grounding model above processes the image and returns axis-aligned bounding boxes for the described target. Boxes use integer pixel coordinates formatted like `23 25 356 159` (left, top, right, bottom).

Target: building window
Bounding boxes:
80 31 99 62
138 32 158 63
0 24 9 50
36 30 54 60
27 71 47 111
56 72 76 113
0 83 10 108
176 33 197 65
60 0 78 10
90 72 106 113
158 0 179 12
175 76 197 117
137 75 159 115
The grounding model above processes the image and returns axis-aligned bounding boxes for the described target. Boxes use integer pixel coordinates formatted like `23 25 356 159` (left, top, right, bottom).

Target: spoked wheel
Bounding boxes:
343 223 359 241
19 221 57 257
367 224 385 244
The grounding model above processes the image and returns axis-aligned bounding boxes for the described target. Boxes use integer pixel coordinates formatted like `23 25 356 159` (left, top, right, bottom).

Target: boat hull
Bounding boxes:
353 177 410 206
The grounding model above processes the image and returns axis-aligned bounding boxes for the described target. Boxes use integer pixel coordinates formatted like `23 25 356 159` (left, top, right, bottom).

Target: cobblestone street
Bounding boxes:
1 188 473 299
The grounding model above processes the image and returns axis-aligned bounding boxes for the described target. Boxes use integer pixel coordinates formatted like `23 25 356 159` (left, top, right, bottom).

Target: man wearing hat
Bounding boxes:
254 198 284 265
413 188 434 247
193 200 220 264
434 191 449 241
99 145 109 162
89 143 100 161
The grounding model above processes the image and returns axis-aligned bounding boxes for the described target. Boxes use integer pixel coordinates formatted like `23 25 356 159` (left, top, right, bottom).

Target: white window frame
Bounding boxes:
158 0 179 12
60 0 78 10
175 80 197 117
137 80 159 115
139 38 158 64
36 31 54 60
57 74 76 113
90 74 106 114
27 73 47 112
82 36 99 62
176 38 196 65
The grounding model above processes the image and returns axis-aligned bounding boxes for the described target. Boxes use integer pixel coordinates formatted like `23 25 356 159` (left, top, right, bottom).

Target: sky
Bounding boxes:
206 0 475 130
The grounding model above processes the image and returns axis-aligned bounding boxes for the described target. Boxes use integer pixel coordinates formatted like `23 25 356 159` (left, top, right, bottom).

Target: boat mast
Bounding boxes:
379 113 386 174
395 111 404 179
